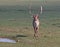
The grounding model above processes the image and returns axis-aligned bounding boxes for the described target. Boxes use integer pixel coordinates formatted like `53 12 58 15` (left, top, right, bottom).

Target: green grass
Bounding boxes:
0 25 60 47
0 11 60 47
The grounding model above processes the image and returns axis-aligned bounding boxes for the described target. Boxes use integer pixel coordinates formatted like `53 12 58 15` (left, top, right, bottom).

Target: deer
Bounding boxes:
32 14 40 38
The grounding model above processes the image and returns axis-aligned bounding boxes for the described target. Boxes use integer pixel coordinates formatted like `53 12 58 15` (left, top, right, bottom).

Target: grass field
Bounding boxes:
0 6 60 47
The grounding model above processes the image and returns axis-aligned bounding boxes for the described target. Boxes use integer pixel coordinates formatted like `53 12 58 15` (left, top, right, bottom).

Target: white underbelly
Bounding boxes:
33 20 39 27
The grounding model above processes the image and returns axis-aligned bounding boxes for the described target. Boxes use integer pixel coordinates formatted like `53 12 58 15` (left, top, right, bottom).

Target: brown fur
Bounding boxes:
33 14 39 38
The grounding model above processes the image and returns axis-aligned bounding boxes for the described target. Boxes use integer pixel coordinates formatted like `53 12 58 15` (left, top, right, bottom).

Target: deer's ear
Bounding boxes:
36 14 39 18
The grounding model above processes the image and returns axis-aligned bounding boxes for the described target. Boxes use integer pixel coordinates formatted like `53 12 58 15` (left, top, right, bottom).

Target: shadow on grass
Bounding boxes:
16 35 27 38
